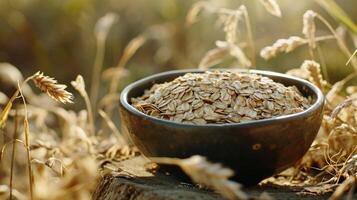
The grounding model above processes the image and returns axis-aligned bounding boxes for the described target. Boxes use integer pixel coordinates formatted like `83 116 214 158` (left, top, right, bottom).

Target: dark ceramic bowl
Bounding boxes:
119 69 324 185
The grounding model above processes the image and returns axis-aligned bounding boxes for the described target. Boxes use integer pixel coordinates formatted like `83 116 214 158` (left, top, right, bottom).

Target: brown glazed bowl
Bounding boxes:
119 69 324 185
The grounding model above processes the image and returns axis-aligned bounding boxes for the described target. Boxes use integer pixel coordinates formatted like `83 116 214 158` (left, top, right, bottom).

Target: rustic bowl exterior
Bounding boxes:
119 69 324 185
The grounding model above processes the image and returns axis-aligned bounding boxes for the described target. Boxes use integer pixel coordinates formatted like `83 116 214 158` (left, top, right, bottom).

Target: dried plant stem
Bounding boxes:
326 72 357 103
316 44 330 82
308 43 316 59
90 38 106 114
9 110 18 200
98 109 126 145
71 75 95 135
241 6 255 67
346 49 357 66
108 36 146 96
17 83 33 200
315 14 357 71
329 175 356 200
0 139 27 161
84 93 94 135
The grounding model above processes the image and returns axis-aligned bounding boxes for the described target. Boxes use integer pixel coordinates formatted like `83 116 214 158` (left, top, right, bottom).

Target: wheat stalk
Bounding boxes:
31 72 73 104
199 46 230 69
346 49 357 66
301 60 327 90
98 109 126 145
71 75 95 135
258 0 282 17
18 83 33 200
9 110 18 200
90 12 118 113
151 155 249 200
313 12 357 70
108 35 147 95
186 1 212 25
326 72 357 104
240 5 256 67
217 41 251 67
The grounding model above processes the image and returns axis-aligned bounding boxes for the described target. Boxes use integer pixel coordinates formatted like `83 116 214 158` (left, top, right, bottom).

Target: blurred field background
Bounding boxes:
1 0 356 91
0 1 357 199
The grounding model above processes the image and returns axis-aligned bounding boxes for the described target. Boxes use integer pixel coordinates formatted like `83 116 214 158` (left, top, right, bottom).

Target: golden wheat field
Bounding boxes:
0 0 357 199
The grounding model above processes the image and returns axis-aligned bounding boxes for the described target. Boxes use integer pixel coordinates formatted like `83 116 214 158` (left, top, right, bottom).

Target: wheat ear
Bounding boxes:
31 71 73 104
301 60 327 90
258 0 282 17
260 35 335 60
302 10 317 50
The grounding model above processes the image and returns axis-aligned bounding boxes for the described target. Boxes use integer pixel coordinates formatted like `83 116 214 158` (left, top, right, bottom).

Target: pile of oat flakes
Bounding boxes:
131 71 311 124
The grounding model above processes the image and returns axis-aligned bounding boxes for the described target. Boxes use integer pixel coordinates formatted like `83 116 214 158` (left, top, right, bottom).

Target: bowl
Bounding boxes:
119 69 324 185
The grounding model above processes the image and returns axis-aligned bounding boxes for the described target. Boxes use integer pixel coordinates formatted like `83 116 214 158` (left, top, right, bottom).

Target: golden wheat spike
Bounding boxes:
32 71 73 104
301 60 327 90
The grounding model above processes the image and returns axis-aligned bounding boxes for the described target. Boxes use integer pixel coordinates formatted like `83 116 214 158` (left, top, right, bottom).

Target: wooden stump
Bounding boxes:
91 157 340 200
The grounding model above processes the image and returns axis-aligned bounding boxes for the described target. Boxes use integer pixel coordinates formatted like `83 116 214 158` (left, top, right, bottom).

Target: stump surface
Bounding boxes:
92 157 345 200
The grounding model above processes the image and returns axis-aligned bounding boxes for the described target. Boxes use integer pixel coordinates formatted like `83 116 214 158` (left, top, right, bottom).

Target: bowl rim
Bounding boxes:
120 69 324 128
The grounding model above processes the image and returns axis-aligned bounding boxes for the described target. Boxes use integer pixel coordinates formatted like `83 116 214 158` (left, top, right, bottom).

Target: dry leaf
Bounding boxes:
151 155 249 200
0 90 19 128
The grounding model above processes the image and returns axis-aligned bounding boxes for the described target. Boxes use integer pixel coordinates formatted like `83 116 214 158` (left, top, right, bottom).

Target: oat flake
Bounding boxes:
131 71 311 124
